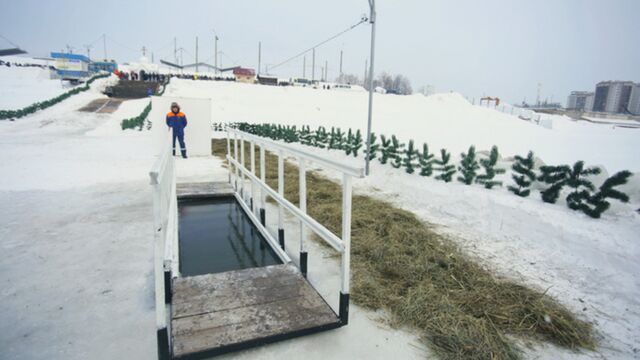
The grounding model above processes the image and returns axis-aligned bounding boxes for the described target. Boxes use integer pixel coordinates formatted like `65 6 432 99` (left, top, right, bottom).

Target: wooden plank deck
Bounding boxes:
78 98 124 113
170 264 340 358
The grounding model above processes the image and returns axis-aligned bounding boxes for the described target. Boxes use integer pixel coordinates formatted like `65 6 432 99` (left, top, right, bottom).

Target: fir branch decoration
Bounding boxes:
476 146 505 189
457 145 480 185
508 151 536 197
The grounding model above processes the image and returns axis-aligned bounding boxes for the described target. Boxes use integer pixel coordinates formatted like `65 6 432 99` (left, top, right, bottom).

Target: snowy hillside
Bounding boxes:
0 61 70 110
165 79 639 174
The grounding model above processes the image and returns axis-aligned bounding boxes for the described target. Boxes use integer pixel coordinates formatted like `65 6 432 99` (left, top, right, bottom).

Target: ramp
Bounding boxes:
78 98 123 113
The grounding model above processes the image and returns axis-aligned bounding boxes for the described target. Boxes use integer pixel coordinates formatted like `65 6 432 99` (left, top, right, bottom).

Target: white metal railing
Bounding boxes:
149 132 178 336
479 101 554 129
226 127 364 324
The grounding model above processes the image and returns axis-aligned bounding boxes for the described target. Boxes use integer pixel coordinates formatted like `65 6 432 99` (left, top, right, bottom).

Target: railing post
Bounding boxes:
339 173 352 325
277 150 285 249
233 131 239 191
259 145 266 226
299 157 308 277
250 140 256 212
226 128 231 184
240 135 245 199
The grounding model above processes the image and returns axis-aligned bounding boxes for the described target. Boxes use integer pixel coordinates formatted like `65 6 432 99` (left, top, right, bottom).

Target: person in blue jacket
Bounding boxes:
166 102 188 158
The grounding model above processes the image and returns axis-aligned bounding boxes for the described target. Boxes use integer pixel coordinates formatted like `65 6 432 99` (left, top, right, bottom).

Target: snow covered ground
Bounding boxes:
165 79 639 174
165 79 640 359
1 77 638 359
0 64 74 110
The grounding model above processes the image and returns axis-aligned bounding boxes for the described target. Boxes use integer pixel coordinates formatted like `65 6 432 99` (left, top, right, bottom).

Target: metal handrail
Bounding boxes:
226 128 354 325
227 155 344 251
149 132 178 336
228 128 365 179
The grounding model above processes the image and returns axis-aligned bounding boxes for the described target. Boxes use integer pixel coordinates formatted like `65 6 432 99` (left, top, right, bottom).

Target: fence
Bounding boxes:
478 101 554 129
226 128 365 324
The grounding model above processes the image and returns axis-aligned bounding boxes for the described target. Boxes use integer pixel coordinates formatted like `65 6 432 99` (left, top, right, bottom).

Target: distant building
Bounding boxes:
566 91 594 111
628 84 640 115
51 52 90 80
232 67 256 84
89 60 118 73
257 75 278 86
593 80 635 113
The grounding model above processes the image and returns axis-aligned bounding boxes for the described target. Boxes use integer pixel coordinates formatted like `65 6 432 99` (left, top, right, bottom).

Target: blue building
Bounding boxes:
51 52 90 80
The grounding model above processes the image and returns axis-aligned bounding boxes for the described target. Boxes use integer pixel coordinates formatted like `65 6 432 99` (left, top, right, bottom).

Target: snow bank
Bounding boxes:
0 65 70 110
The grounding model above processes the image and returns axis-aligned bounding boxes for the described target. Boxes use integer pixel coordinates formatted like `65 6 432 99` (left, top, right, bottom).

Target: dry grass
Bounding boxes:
212 139 596 360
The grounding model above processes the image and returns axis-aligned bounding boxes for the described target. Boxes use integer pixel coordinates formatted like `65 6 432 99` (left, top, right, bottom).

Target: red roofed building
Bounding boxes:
233 67 256 84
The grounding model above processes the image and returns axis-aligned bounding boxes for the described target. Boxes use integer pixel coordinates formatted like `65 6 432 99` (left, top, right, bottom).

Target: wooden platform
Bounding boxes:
78 98 123 113
170 264 340 358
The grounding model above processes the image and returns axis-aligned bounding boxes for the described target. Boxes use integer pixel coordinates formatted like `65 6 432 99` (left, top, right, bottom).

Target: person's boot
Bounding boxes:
172 148 176 156
181 149 187 159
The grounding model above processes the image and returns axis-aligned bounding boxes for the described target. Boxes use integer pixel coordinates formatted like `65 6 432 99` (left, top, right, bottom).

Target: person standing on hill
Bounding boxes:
166 102 188 158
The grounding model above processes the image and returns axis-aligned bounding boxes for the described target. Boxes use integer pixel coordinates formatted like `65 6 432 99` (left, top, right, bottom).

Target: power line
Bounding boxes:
105 35 139 54
269 17 367 72
0 34 20 48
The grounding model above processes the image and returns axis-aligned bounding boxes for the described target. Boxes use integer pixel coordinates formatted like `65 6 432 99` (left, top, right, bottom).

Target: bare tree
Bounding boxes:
392 74 413 95
361 71 413 94
336 73 361 85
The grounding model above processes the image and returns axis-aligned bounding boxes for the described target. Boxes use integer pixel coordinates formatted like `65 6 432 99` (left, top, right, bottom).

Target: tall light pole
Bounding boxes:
364 0 376 176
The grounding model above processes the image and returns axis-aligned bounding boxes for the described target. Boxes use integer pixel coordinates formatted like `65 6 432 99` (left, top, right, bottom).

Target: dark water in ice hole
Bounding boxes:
178 197 282 277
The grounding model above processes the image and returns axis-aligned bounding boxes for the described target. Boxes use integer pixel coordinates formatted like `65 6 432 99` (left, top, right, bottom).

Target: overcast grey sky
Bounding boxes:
1 0 638 104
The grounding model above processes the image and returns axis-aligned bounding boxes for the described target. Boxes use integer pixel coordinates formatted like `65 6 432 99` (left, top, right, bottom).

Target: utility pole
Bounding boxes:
364 0 377 176
214 33 218 74
84 44 92 60
142 46 146 57
536 82 541 106
195 36 199 73
258 41 261 76
312 48 315 81
325 60 328 81
303 55 306 78
103 34 107 60
151 52 154 63
174 37 177 64
339 50 343 78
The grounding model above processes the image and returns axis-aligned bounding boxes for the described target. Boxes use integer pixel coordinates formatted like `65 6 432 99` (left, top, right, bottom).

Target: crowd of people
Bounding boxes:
112 69 240 83
114 69 167 82
0 59 54 70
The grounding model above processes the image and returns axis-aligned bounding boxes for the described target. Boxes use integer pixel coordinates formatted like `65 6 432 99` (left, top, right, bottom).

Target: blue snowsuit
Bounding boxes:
166 111 188 157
